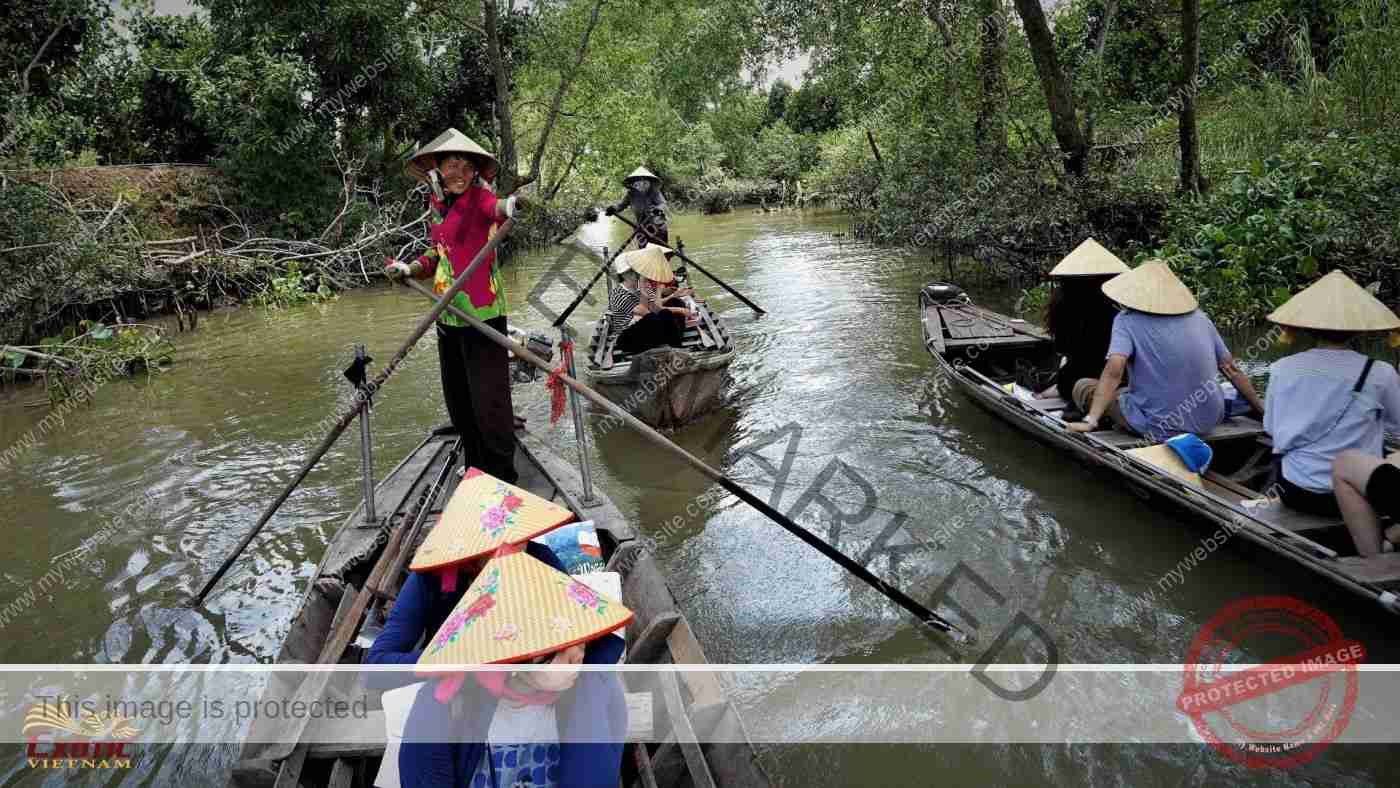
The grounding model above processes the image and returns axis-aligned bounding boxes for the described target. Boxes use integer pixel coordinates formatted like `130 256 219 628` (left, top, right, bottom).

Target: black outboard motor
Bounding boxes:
921 282 965 304
511 331 555 383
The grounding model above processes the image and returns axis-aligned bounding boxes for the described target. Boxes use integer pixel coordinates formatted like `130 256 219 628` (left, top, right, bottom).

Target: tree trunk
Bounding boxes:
546 143 585 201
483 0 518 193
974 0 1008 161
1082 0 1119 146
924 0 954 48
527 0 606 187
1011 0 1089 175
1178 0 1205 193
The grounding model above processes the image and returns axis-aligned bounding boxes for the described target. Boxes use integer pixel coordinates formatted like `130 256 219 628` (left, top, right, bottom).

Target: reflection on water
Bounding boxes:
1 208 1398 784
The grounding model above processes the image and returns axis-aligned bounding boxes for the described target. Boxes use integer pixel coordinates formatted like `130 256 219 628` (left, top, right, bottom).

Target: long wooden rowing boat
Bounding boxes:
919 282 1400 615
584 298 735 429
230 426 770 788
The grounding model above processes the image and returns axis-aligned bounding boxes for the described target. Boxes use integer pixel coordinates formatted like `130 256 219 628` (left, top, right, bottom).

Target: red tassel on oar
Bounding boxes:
546 339 574 424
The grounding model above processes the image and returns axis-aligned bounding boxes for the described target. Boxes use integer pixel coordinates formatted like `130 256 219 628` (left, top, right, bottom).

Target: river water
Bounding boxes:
1 209 1397 785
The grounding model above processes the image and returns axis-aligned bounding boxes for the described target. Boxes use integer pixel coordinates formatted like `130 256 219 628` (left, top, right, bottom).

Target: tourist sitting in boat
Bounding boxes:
384 129 525 482
1333 451 1400 556
604 255 644 337
1068 260 1265 439
399 547 631 788
605 166 669 247
1262 271 1400 541
364 543 566 682
1035 238 1130 403
367 468 577 681
613 246 693 355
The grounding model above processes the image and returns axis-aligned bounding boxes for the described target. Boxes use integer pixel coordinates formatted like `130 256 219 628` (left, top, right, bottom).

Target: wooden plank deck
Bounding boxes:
944 334 1047 351
940 305 1013 340
921 305 945 355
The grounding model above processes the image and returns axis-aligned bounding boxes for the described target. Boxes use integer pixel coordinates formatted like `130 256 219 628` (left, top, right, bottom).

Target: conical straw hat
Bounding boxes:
623 166 660 185
1049 238 1130 277
1267 270 1400 332
405 128 499 184
622 245 674 283
1101 259 1198 315
417 551 633 666
410 468 575 573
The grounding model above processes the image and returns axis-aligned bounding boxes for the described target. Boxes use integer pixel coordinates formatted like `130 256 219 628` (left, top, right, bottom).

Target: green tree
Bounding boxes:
786 80 841 134
764 79 791 126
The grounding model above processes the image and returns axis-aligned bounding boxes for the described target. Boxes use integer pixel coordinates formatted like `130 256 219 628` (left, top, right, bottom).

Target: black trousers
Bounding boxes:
616 302 685 355
436 317 517 483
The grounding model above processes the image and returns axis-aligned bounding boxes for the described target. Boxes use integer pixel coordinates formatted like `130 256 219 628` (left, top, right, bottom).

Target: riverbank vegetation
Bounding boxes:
2 0 1397 355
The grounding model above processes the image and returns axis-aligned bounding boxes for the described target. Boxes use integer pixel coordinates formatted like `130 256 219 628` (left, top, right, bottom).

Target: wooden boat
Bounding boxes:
919 282 1400 615
584 296 735 429
230 425 771 788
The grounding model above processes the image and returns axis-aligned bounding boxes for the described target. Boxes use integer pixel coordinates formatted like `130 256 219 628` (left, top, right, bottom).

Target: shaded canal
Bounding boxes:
1 208 1398 785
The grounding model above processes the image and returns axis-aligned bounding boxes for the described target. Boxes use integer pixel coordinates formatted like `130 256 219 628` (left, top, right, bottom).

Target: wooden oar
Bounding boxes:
192 220 516 607
399 278 966 639
552 231 639 327
610 213 766 316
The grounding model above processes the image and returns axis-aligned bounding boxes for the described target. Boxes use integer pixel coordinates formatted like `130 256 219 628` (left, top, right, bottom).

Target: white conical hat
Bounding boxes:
1049 238 1130 277
613 244 674 275
405 128 499 183
623 166 660 185
1267 270 1400 332
416 551 633 666
1101 259 1198 315
619 245 674 283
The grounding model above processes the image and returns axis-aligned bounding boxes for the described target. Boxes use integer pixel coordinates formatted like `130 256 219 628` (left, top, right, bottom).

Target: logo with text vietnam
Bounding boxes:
23 699 138 770
1176 596 1362 769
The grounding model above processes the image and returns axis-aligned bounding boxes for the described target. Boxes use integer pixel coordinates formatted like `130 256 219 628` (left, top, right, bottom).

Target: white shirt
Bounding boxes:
1265 347 1400 491
487 698 559 744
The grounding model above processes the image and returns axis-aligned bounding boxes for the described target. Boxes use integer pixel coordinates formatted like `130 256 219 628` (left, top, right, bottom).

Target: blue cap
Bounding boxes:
1165 433 1213 475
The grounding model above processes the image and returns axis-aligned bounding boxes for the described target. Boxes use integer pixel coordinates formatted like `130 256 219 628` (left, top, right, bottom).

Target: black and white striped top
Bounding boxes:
607 287 641 336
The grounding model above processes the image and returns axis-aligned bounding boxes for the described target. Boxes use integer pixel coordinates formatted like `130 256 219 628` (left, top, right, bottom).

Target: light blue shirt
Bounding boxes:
1108 309 1229 441
1264 347 1400 492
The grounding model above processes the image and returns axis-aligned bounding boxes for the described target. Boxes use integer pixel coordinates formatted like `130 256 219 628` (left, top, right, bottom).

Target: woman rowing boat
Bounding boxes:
385 129 525 482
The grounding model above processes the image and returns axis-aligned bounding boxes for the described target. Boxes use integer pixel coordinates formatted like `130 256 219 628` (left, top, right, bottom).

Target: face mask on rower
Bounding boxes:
634 180 651 194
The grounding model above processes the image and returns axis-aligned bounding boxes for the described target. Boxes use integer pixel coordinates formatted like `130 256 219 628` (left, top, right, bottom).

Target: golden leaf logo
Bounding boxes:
22 706 85 737
23 706 138 740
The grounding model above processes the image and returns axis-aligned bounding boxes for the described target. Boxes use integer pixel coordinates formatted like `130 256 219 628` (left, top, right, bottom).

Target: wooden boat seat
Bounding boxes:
1333 554 1400 585
304 692 658 759
1203 473 1343 534
1089 416 1267 449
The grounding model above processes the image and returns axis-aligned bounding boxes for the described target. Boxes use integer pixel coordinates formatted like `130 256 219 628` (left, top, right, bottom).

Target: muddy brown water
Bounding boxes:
1 209 1398 785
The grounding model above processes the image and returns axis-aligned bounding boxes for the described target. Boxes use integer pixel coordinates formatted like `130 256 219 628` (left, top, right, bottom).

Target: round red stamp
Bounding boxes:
1176 596 1365 769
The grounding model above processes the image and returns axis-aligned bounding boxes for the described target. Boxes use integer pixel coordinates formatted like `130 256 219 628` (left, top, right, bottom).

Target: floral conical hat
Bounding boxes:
417 552 633 667
1048 238 1130 277
409 468 575 573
